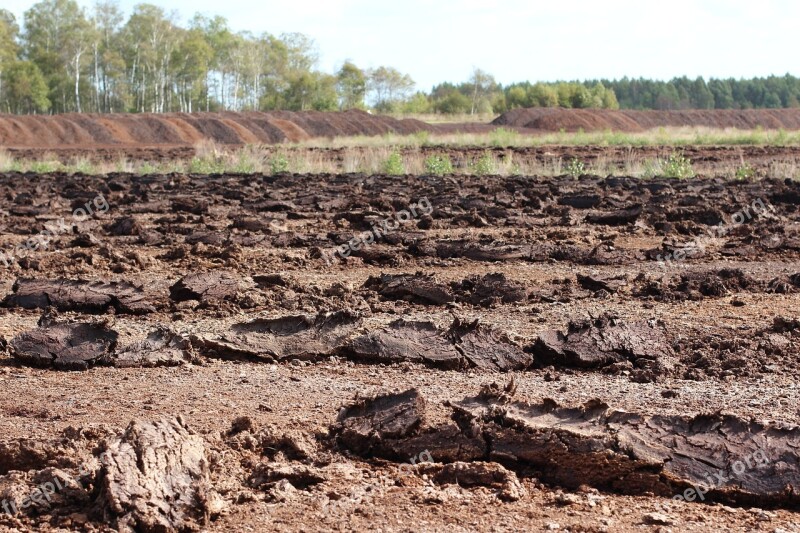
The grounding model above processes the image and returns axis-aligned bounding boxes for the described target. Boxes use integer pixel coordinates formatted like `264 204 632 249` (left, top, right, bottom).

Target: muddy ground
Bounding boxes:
0 169 799 532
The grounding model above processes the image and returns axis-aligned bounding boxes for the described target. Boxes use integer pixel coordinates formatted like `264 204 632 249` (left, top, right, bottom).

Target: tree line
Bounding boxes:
0 1 798 115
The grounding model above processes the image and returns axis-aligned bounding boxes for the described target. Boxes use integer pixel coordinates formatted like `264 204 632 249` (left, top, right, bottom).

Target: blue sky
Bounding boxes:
4 0 798 90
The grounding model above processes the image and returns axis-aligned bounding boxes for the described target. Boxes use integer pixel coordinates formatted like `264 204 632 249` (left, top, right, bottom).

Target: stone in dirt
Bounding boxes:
334 386 800 509
379 424 487 463
112 327 194 368
3 278 156 314
450 393 800 508
363 273 454 305
0 467 91 516
585 205 642 226
192 310 360 362
255 427 318 463
415 461 526 501
248 463 327 490
448 318 532 371
0 439 81 475
343 317 529 371
576 273 628 294
343 320 464 370
332 389 426 458
676 268 757 298
10 321 118 370
104 216 143 236
169 270 253 303
529 313 675 377
433 240 530 262
97 417 223 532
450 273 529 307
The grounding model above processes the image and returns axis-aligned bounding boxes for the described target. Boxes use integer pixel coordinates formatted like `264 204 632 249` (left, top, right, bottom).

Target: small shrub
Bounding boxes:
70 156 96 175
114 157 133 173
735 163 756 180
489 128 520 147
642 159 662 179
565 158 585 178
412 131 431 146
383 152 405 175
140 162 159 175
232 145 268 173
663 153 694 179
425 155 454 176
472 153 495 176
28 160 61 173
269 154 290 175
0 149 13 172
188 157 224 174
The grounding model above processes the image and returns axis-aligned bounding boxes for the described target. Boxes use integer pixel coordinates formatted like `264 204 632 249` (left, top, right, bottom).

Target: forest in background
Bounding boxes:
1 0 800 115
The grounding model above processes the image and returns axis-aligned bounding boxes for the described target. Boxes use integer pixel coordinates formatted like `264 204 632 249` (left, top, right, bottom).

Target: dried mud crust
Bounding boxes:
0 170 799 532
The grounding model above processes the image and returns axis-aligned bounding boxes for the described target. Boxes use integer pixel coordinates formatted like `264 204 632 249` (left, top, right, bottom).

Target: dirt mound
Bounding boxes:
191 311 361 362
334 387 800 509
529 313 675 381
10 320 119 370
3 278 156 314
98 418 221 531
343 317 531 371
0 110 434 148
493 108 800 132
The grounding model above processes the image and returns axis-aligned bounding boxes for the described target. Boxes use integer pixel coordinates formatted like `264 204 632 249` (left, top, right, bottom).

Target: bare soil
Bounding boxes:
493 108 800 132
0 170 799 531
4 108 800 150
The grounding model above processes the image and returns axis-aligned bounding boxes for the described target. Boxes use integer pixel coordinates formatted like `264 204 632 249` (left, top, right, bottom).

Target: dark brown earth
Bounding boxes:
0 110 433 148
493 108 800 132
0 169 799 531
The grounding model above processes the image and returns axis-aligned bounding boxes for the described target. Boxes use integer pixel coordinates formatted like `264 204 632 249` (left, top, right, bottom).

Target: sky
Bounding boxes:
3 0 798 90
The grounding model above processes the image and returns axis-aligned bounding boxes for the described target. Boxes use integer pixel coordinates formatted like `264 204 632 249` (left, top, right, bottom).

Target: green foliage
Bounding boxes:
399 92 432 114
0 9 19 67
28 159 61 173
565 158 585 178
368 66 415 112
188 156 224 174
70 157 96 174
140 162 159 174
663 153 695 179
336 61 367 110
411 130 431 146
472 153 495 176
2 61 50 113
488 128 520 147
432 90 471 114
269 154 290 175
735 163 756 180
3 2 800 115
383 152 405 175
642 159 662 179
424 155 454 176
